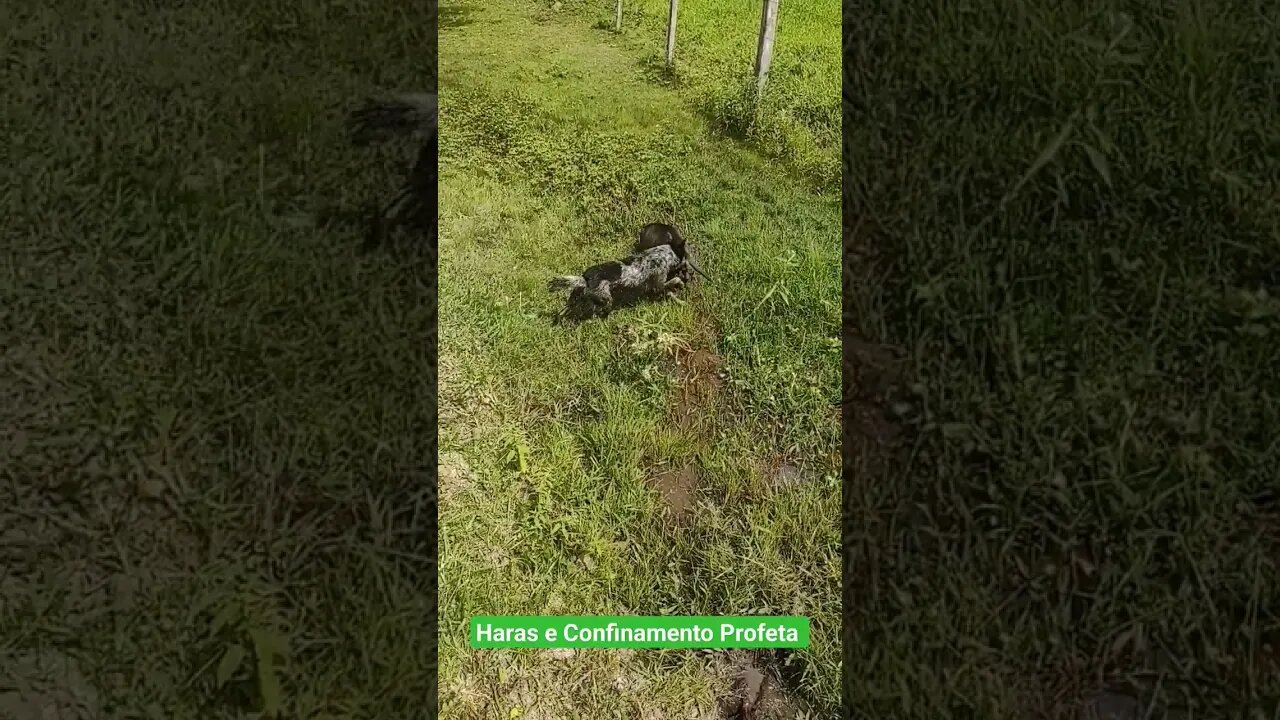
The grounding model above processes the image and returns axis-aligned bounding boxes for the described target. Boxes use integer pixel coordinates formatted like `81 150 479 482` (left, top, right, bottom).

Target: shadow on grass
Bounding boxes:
638 54 680 88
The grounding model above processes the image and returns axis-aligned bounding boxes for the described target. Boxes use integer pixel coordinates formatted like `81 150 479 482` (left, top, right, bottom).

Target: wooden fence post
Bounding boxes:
754 0 780 99
615 0 623 32
665 0 678 67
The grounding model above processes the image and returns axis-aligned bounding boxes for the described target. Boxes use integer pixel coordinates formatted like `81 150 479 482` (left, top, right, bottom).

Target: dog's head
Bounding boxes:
636 225 709 283
635 223 686 256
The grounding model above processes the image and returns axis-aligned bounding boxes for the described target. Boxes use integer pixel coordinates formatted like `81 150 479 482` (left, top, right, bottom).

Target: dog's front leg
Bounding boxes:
662 276 685 300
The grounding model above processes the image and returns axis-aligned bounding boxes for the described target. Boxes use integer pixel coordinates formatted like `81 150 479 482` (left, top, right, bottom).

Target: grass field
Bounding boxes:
3 0 437 717
557 0 841 187
843 1 1280 717
438 0 839 717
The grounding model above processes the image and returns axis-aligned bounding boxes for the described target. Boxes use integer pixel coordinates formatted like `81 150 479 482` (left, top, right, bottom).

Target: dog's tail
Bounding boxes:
348 93 438 147
548 275 585 292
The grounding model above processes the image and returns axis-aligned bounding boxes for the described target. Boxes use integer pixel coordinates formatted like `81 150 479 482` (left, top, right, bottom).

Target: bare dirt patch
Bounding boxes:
438 451 474 509
671 345 725 435
643 325 720 526
659 323 821 715
646 465 699 525
762 456 806 490
714 653 810 720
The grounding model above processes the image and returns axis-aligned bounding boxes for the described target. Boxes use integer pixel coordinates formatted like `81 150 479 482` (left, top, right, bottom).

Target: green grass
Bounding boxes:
3 0 437 717
438 0 839 716
844 1 1280 718
555 0 841 187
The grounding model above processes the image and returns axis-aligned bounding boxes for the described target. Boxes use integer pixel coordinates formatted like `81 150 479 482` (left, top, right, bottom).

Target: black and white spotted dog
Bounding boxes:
548 244 688 321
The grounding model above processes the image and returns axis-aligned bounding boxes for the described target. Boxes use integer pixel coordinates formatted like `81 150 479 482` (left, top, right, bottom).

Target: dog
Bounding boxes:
548 244 687 321
634 223 710 283
346 93 438 250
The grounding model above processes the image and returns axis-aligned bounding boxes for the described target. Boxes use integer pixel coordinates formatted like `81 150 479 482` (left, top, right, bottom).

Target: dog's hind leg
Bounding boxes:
589 281 614 318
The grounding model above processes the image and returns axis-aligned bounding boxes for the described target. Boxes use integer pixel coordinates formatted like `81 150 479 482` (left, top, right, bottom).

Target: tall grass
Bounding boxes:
845 1 1280 716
